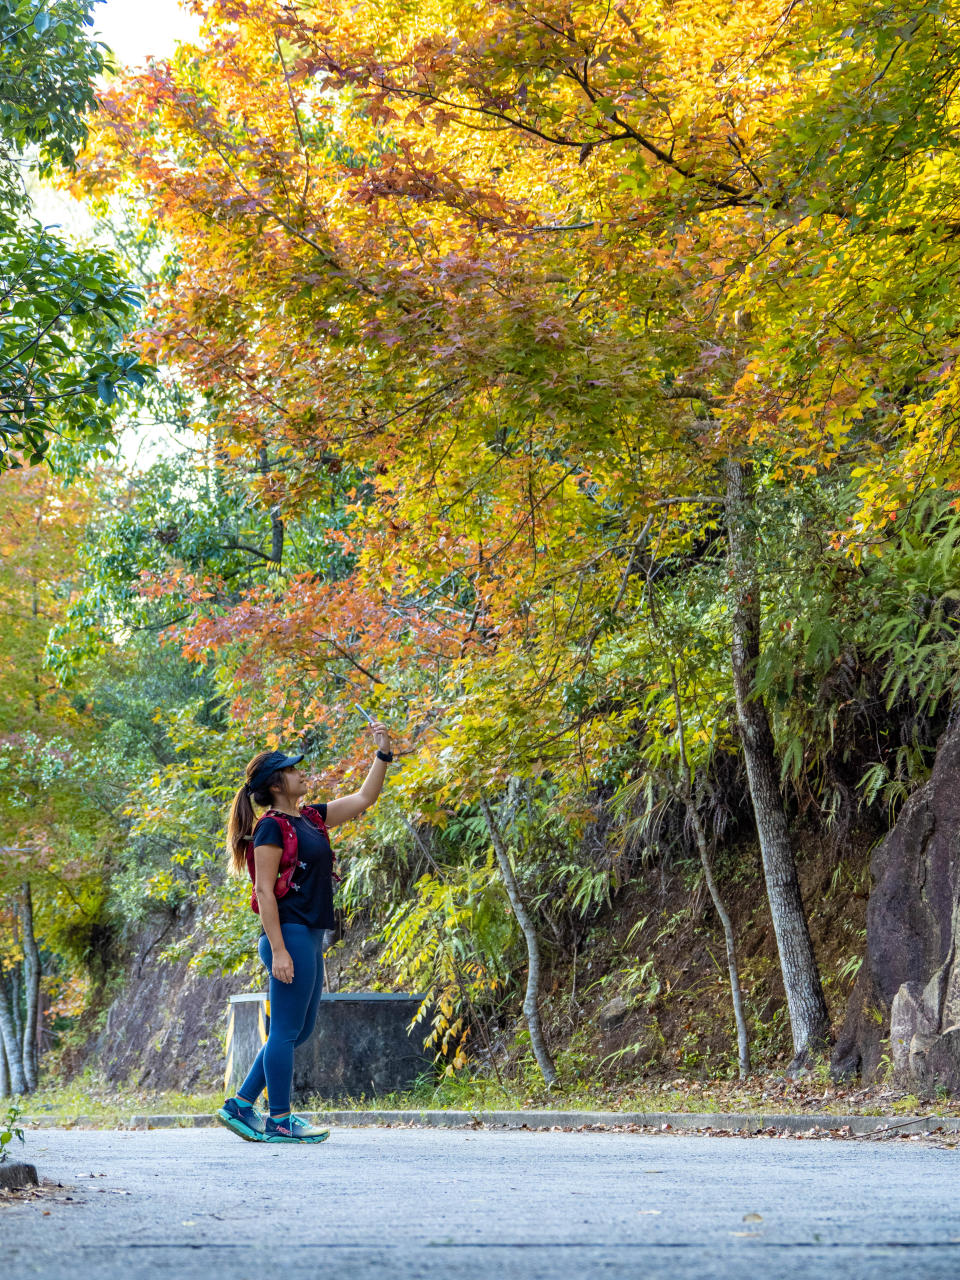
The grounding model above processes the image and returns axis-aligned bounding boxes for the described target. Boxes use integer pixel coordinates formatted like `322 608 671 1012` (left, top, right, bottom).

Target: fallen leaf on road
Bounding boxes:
638 1209 661 1215
743 1212 763 1222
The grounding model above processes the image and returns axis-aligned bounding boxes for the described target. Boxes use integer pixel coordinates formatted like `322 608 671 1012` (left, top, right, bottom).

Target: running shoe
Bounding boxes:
264 1114 331 1144
216 1096 267 1142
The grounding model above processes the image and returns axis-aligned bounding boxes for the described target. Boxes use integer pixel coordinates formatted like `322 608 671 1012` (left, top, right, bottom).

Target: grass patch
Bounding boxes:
19 1069 220 1125
306 1069 957 1118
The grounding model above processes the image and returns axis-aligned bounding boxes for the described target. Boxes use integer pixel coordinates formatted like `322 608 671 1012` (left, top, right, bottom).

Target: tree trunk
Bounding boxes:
270 509 284 564
0 974 26 1096
19 882 40 1091
669 668 751 1078
259 445 284 564
699 837 751 1078
9 966 22 1048
0 1026 9 1098
724 456 830 1066
478 792 558 1088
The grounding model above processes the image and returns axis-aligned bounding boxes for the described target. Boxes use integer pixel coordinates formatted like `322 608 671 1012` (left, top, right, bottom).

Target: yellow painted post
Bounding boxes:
259 998 269 1106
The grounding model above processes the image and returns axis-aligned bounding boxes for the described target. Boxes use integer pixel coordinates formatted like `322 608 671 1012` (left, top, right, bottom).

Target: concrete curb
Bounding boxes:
292 1109 960 1136
17 1108 956 1136
0 1159 39 1190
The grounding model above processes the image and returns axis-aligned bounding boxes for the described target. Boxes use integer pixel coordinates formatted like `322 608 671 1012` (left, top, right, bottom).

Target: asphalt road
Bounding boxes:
4 1126 960 1279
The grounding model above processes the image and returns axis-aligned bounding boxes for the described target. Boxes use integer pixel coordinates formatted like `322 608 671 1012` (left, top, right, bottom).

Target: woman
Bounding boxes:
217 720 392 1144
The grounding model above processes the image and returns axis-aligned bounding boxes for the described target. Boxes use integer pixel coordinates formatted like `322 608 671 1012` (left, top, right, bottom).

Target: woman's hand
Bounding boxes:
272 949 294 984
369 720 391 754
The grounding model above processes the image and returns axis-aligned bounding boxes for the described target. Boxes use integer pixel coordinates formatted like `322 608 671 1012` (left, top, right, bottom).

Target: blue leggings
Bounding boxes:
236 923 325 1116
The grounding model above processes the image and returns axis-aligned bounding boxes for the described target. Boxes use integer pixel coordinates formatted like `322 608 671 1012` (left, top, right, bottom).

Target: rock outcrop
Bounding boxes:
94 913 251 1091
832 721 960 1089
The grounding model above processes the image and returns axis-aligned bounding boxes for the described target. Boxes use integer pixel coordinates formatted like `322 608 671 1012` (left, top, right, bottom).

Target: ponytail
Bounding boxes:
227 784 256 875
226 749 290 874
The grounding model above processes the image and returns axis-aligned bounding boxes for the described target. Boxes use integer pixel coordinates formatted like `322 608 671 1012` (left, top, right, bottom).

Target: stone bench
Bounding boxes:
224 991 434 1101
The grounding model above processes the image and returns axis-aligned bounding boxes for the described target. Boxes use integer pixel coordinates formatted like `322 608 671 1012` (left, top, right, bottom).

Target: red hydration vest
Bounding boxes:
244 804 339 915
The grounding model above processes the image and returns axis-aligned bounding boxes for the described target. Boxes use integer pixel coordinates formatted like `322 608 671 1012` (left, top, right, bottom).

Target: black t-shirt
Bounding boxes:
253 805 335 931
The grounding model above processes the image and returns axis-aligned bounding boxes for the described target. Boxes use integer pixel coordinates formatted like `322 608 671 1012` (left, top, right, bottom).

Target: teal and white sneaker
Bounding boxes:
264 1114 330 1144
216 1097 266 1142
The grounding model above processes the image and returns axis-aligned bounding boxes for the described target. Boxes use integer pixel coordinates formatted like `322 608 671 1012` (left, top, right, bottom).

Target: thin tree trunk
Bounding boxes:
0 975 26 1095
259 445 284 564
478 792 558 1088
724 456 830 1066
270 509 284 564
9 967 22 1048
0 1023 9 1098
669 667 750 1078
19 883 40 1092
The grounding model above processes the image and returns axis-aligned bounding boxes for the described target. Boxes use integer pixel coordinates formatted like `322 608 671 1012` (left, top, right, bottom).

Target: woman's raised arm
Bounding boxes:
324 720 392 828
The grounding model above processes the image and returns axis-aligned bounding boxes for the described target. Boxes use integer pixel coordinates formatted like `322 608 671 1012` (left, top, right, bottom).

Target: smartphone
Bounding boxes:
354 702 375 724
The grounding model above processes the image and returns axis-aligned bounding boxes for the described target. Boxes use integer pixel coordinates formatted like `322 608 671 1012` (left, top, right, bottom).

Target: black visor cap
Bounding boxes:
247 751 305 793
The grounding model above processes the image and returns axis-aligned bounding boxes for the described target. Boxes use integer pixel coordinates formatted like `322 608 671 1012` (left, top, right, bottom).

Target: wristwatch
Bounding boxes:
376 749 394 763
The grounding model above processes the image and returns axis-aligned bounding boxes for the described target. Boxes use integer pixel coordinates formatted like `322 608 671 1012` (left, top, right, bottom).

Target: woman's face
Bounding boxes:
274 765 309 802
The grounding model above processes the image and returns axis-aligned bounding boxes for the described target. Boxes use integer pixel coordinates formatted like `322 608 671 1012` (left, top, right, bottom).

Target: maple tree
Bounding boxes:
72 0 803 1063
45 0 960 1087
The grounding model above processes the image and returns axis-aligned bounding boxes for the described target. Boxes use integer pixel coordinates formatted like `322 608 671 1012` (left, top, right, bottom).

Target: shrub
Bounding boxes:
0 1103 24 1163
